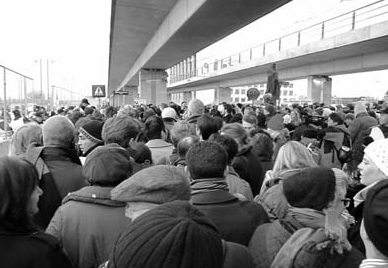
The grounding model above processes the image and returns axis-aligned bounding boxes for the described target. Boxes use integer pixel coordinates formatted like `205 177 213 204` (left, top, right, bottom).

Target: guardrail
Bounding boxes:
169 0 388 84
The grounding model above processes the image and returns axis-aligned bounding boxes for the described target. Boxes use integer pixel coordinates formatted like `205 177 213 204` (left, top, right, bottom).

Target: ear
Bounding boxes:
184 166 191 180
223 166 229 178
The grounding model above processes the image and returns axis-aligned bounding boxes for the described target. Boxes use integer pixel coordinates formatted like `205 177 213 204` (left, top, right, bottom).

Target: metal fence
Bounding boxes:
170 0 388 84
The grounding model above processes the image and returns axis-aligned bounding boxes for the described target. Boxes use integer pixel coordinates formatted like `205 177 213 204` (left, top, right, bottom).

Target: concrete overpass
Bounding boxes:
167 0 388 104
108 0 292 104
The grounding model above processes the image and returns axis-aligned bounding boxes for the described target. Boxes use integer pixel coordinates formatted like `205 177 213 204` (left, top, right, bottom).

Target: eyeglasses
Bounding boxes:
341 198 351 208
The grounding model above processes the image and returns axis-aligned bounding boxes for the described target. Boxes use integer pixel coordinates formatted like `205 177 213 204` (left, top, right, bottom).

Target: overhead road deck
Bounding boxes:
108 0 292 96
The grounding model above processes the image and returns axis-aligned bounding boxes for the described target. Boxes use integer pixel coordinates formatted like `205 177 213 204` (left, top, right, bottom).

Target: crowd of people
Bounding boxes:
1 96 388 268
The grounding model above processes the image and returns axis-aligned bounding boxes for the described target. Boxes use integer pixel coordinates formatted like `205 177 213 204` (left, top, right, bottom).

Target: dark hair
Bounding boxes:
208 133 238 165
177 136 200 159
144 115 165 140
102 115 141 148
328 112 344 125
0 157 39 232
186 141 228 180
197 114 218 140
68 110 85 125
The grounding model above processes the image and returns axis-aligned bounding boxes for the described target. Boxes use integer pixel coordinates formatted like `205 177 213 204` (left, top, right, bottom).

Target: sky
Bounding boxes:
0 0 111 99
0 0 387 104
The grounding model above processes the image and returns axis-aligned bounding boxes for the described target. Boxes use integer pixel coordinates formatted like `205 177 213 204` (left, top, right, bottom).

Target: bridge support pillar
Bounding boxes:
124 85 139 105
307 76 332 105
214 87 232 104
139 69 168 105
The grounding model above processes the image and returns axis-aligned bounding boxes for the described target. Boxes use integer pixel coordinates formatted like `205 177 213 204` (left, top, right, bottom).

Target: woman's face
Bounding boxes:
27 186 43 215
359 154 386 186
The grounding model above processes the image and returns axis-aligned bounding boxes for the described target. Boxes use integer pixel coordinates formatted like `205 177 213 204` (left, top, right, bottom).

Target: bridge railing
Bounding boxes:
169 0 388 85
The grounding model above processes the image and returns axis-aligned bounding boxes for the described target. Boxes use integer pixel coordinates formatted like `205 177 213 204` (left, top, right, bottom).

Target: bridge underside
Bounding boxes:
108 0 292 96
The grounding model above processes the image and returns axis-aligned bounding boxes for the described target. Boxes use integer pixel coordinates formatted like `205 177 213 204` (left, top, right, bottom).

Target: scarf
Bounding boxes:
272 207 352 268
190 178 229 195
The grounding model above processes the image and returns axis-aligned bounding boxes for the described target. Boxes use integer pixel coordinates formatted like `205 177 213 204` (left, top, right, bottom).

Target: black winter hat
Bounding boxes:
79 120 104 143
283 167 336 211
108 200 223 268
83 143 132 187
363 179 388 257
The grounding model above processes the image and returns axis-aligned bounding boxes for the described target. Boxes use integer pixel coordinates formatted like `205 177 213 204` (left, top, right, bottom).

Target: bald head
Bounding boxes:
187 98 205 117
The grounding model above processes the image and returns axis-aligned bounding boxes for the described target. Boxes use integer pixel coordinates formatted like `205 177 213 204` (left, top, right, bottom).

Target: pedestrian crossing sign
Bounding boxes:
92 85 106 98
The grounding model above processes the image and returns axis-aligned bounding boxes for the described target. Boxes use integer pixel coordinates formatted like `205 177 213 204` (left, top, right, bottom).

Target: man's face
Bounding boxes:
78 133 96 154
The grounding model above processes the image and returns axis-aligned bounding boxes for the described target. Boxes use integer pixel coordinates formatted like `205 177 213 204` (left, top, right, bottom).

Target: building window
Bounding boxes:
260 90 264 95
235 89 240 95
283 90 288 96
241 89 246 95
234 97 239 102
241 98 246 102
283 98 288 102
289 90 293 96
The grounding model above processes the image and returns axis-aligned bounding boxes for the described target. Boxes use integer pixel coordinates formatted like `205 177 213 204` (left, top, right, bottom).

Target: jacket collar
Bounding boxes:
191 189 238 205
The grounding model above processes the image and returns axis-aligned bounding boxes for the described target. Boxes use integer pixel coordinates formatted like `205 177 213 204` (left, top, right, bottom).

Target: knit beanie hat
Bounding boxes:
354 101 367 117
42 115 75 148
79 120 104 144
363 179 388 257
111 165 191 203
83 143 133 187
108 200 223 268
283 167 336 211
364 139 388 177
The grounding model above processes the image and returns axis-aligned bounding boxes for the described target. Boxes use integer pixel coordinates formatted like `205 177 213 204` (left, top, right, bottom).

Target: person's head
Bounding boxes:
78 120 104 155
102 115 141 148
187 98 205 118
42 115 76 148
177 136 200 159
328 112 344 127
12 109 22 120
361 180 388 259
221 123 248 147
344 113 354 126
8 124 43 157
358 139 388 186
107 201 223 268
111 165 191 220
354 101 367 117
83 144 133 187
272 141 318 178
283 167 348 212
161 107 178 122
264 104 276 116
0 157 42 231
170 120 192 147
250 132 274 159
196 114 218 140
242 113 257 133
80 98 90 110
379 106 388 125
208 133 239 165
144 115 166 141
186 141 228 180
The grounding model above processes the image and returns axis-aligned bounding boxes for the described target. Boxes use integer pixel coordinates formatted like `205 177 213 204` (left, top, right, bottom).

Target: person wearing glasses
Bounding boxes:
249 167 364 268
